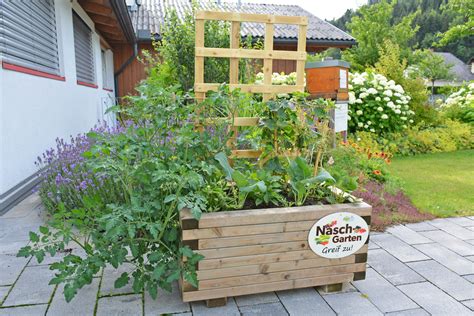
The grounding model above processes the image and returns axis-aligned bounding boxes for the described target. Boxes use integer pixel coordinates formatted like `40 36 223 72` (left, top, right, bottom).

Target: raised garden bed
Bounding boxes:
180 201 372 306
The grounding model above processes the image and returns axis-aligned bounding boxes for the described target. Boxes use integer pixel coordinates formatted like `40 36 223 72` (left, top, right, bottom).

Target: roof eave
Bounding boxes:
110 0 136 43
274 38 356 47
137 32 356 48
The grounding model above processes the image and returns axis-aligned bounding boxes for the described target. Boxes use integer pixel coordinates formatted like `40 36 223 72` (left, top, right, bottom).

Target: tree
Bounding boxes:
414 50 454 94
437 0 474 46
374 40 433 125
342 0 419 70
330 0 473 62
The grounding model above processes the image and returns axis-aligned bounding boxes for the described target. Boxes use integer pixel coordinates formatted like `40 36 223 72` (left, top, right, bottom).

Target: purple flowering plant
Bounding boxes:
35 122 126 212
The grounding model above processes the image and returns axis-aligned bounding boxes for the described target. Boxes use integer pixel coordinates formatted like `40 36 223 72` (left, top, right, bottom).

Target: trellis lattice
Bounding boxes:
194 11 308 160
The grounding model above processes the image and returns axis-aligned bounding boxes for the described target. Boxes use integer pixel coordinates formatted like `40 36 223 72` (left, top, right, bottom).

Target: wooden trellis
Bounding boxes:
194 11 308 160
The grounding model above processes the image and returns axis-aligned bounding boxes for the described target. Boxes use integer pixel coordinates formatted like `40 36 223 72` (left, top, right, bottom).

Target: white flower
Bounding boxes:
387 101 395 108
364 124 368 129
409 119 414 123
367 121 372 125
383 90 393 97
381 114 388 119
353 76 365 85
401 116 407 121
367 88 377 94
384 97 390 102
370 128 375 133
377 107 383 112
358 122 363 127
348 84 353 90
356 99 363 104
360 92 369 99
349 92 356 104
356 110 363 115
395 109 401 114
376 97 381 101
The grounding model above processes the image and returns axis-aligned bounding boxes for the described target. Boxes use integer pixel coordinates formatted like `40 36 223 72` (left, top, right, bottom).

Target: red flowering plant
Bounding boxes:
342 140 393 183
324 140 394 192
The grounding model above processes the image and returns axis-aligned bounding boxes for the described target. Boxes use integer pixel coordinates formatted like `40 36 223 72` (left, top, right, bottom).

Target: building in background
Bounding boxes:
114 0 356 97
0 0 135 213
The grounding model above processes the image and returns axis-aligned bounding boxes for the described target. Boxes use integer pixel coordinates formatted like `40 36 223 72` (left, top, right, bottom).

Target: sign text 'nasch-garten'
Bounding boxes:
308 212 369 259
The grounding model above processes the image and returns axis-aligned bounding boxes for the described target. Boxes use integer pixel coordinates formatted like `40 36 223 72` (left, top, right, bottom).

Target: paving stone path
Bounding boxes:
1 194 473 315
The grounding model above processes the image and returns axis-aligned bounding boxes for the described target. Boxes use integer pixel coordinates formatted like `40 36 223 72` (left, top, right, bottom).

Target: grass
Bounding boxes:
388 150 474 217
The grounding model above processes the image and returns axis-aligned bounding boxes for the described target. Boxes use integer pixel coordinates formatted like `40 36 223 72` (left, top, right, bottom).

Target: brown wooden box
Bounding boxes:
179 201 371 304
305 60 350 101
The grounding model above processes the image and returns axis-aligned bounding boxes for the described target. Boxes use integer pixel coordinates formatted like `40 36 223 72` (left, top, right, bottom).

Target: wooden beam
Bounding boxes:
80 2 112 16
195 48 306 61
195 83 304 94
87 14 119 27
96 24 122 35
196 11 308 25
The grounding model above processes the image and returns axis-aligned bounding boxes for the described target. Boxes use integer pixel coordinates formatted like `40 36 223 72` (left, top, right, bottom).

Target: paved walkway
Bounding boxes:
1 194 473 315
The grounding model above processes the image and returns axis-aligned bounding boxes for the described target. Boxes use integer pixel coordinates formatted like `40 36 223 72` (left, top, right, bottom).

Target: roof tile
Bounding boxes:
131 0 355 43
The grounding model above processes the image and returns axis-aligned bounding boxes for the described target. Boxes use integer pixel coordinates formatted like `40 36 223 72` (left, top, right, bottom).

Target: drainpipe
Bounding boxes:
114 0 141 99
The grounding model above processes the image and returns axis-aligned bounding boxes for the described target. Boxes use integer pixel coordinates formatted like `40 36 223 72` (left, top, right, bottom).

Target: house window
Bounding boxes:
0 0 62 78
72 12 96 86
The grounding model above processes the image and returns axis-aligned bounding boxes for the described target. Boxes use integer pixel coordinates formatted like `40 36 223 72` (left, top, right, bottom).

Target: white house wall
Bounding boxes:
0 0 116 212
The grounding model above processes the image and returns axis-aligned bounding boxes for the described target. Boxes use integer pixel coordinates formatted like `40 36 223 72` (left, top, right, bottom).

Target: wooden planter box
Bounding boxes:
179 201 372 306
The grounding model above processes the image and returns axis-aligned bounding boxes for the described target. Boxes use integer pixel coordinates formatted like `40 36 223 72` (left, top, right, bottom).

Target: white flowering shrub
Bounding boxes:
255 72 297 85
442 83 474 109
348 72 414 134
440 82 474 124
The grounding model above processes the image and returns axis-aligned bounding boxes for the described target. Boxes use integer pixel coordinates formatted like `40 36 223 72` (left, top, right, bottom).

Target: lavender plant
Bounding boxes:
36 123 125 212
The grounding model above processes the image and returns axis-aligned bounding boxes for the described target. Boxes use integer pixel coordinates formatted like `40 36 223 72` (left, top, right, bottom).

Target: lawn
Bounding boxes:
389 150 474 217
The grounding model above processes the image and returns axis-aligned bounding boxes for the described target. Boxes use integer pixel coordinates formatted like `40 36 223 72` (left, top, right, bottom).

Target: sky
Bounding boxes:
223 0 367 20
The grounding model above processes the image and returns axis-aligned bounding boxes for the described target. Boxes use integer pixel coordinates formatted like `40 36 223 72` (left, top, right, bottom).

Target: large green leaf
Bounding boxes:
301 168 336 185
214 152 233 180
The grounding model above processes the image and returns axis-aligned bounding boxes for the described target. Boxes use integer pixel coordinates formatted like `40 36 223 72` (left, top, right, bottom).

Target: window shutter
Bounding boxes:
0 0 60 75
73 12 95 84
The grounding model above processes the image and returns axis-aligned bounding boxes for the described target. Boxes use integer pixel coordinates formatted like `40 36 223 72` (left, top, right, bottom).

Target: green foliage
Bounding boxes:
342 0 419 70
331 0 473 62
373 40 432 125
352 120 473 156
437 0 474 47
285 158 335 206
142 8 260 91
325 141 394 192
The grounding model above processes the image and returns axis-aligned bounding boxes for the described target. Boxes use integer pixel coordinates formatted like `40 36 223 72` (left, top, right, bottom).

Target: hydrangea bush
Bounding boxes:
255 72 297 85
348 72 414 134
440 82 474 124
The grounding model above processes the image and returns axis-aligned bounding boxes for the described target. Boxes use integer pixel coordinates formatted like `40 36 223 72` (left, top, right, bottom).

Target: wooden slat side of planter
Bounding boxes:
182 273 355 302
180 203 371 303
198 244 369 271
180 202 371 228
